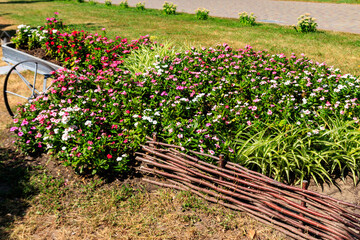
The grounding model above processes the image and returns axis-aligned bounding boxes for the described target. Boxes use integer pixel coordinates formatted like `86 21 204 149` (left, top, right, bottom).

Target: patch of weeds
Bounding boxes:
219 213 236 231
182 214 201 224
178 191 206 211
30 173 68 213
111 184 134 203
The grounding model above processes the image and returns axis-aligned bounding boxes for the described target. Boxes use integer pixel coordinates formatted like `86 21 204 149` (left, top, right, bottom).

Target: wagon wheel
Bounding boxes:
3 60 57 117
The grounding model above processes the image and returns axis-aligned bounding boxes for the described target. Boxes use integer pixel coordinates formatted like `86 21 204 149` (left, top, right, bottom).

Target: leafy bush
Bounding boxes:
294 13 317 33
238 12 256 25
196 8 210 20
105 0 112 6
135 2 145 10
163 1 177 15
119 0 129 8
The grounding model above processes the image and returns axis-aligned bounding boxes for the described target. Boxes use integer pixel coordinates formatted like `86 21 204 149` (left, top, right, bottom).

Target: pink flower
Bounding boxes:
247 121 252 126
88 141 93 145
18 132 24 137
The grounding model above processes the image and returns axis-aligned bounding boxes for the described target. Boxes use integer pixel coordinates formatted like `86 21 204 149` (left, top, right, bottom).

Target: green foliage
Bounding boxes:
232 118 360 185
105 0 112 6
294 13 318 33
163 1 177 15
195 8 210 20
122 41 187 75
135 1 145 10
238 11 256 25
88 0 96 5
119 0 129 8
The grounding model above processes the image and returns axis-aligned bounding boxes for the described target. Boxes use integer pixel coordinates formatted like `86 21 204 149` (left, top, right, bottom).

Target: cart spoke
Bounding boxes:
13 68 41 95
5 90 30 100
32 62 38 96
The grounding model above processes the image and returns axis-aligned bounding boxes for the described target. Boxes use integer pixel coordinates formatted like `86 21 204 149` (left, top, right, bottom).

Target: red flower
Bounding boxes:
107 154 112 159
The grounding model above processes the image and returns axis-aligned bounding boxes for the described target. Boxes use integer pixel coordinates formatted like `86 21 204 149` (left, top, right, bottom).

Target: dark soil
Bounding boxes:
17 47 63 67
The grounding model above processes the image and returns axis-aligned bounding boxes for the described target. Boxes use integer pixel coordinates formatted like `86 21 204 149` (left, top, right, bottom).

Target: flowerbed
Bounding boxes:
10 14 360 183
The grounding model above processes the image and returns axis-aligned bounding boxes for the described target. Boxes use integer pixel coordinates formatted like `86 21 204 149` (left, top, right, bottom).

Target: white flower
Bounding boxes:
85 120 92 126
61 116 69 124
62 147 66 151
62 133 70 141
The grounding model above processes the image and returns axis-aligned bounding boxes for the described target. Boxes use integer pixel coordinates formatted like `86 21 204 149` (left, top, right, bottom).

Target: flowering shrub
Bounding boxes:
10 15 360 182
119 0 129 8
12 13 64 50
294 13 317 33
196 8 210 20
163 1 177 15
238 12 256 25
135 2 145 10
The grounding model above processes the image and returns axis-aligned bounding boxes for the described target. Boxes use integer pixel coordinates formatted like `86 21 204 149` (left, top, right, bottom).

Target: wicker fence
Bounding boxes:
136 136 360 240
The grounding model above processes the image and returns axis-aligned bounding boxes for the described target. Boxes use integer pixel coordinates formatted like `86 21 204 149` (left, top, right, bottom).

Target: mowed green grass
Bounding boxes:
0 0 359 76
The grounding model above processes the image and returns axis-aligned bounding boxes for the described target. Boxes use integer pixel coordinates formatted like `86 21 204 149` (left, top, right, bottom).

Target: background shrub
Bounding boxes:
294 13 317 33
163 1 177 15
105 0 112 6
238 11 256 25
119 0 129 8
196 8 210 20
135 2 145 10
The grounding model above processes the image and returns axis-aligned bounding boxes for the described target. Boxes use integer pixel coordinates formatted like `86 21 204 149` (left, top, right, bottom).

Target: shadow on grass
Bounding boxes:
0 147 38 240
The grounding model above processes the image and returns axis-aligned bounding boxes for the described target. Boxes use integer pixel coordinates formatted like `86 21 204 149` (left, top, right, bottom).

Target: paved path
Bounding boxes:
112 0 360 34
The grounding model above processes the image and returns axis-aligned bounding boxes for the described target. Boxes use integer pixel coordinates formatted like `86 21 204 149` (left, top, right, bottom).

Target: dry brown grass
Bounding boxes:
8 177 286 240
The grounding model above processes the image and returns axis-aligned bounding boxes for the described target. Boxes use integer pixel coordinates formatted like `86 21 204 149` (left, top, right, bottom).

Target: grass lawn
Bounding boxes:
0 0 359 76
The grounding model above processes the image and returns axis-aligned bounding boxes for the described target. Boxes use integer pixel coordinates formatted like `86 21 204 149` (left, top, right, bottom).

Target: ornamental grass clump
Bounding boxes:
294 13 317 33
196 8 210 20
119 0 129 8
136 2 145 10
238 11 256 25
232 117 360 185
163 1 177 15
